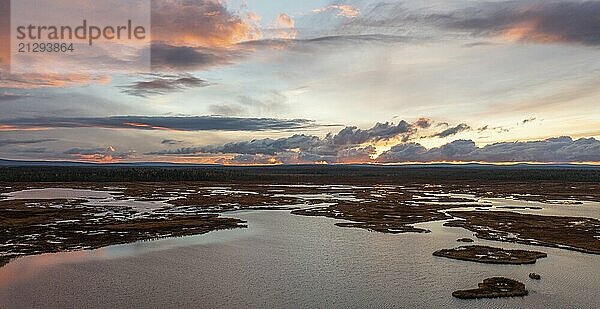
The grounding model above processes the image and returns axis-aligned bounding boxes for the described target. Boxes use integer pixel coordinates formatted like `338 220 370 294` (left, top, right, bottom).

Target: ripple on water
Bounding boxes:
1 208 599 309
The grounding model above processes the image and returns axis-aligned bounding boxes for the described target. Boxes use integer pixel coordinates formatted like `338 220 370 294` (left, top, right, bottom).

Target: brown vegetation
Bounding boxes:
452 277 528 299
0 197 245 267
446 211 600 254
433 245 547 264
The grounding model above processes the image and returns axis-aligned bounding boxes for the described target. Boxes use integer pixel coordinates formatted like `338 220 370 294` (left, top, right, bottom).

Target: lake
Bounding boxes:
2 200 599 308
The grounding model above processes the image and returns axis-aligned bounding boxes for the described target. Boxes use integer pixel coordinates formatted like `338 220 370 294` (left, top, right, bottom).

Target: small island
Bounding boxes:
445 211 600 254
433 245 547 264
529 273 541 280
453 277 528 299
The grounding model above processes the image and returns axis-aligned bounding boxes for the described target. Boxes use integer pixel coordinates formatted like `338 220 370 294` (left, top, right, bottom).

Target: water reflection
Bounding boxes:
2 208 600 308
1 187 599 308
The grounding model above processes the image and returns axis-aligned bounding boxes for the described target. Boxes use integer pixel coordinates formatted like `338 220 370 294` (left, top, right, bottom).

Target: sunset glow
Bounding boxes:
0 0 598 165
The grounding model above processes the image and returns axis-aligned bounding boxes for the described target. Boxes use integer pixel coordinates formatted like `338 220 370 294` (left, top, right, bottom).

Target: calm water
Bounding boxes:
1 187 171 212
1 188 117 200
2 205 600 308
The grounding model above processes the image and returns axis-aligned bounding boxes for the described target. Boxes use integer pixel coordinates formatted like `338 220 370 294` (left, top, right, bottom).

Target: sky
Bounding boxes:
0 0 599 164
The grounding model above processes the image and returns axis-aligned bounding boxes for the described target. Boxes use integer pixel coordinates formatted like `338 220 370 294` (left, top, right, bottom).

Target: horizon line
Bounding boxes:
1 157 599 167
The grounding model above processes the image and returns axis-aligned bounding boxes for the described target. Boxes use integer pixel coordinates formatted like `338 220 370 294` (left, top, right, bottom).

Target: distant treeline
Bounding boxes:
0 165 598 183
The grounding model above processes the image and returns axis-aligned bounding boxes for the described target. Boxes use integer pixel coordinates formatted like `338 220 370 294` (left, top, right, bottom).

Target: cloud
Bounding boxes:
150 42 240 71
207 104 246 116
213 134 321 156
0 73 110 89
144 116 600 164
147 120 428 161
216 145 377 165
216 153 282 165
0 92 134 121
331 2 427 37
313 5 360 18
120 74 209 97
271 13 297 40
0 116 316 132
64 146 135 163
330 121 416 145
208 91 290 116
522 117 537 124
161 139 183 145
0 92 30 101
477 125 510 133
63 147 114 155
246 34 412 47
335 145 376 163
374 142 428 163
327 1 600 46
414 117 432 129
0 139 56 147
150 29 411 72
275 13 295 28
151 2 379 72
151 0 261 48
4 1 350 81
1 0 264 83
0 0 8 68
377 136 600 163
14 147 50 154
431 123 471 138
147 134 321 156
145 147 203 156
151 34 401 72
444 1 600 45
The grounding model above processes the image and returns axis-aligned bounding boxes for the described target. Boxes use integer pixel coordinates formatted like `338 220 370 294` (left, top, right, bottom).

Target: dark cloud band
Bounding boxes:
378 137 600 163
120 74 209 97
444 1 600 45
0 116 316 131
432 123 470 138
0 138 56 147
146 120 428 157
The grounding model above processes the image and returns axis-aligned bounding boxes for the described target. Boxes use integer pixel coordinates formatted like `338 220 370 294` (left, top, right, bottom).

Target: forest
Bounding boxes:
1 164 598 183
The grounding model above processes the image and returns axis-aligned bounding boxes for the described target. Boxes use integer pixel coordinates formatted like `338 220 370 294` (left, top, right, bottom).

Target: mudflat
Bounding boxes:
1 166 599 270
452 277 528 299
445 211 600 254
433 245 547 264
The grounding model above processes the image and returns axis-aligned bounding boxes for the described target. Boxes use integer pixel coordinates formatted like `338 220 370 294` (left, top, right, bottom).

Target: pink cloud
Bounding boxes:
313 4 360 18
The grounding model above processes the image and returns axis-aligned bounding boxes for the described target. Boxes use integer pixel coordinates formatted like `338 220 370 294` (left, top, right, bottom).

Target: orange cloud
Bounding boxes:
449 2 600 46
152 0 262 48
0 0 9 70
75 154 118 163
0 125 48 131
122 122 182 132
313 4 360 18
273 13 297 40
276 13 295 28
499 20 565 43
64 146 135 163
0 72 110 89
